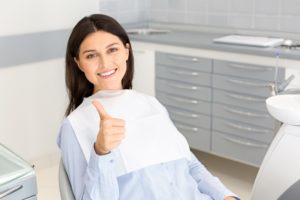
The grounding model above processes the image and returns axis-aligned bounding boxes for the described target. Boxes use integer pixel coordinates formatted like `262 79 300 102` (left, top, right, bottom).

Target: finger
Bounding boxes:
102 127 125 136
110 138 125 147
92 100 110 119
101 118 125 128
106 135 125 143
106 127 125 135
110 118 125 127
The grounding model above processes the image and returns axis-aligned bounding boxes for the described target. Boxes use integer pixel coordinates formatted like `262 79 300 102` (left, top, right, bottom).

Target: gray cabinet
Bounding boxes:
0 144 37 200
155 52 285 167
212 60 284 166
155 52 212 152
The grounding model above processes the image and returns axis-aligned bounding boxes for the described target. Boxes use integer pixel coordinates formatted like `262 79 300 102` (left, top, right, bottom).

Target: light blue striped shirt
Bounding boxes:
57 119 238 200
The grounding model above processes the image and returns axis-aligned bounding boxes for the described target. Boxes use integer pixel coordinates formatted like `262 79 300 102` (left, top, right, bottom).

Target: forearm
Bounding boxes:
81 148 119 200
188 153 239 200
58 119 119 200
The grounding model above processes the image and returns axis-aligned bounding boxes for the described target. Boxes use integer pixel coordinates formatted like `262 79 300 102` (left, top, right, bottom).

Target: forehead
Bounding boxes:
80 31 123 50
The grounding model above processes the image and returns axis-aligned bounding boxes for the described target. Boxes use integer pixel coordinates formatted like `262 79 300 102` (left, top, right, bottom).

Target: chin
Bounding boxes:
101 85 123 91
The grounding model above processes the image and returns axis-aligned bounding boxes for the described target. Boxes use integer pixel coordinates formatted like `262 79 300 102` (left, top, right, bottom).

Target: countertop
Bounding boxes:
128 27 300 61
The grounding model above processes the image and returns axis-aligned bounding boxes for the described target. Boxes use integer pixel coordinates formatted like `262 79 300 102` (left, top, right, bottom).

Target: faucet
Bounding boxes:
268 50 296 96
268 74 295 96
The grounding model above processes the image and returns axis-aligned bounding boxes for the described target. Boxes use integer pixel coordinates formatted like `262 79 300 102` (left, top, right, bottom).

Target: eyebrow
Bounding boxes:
106 42 120 48
82 42 121 54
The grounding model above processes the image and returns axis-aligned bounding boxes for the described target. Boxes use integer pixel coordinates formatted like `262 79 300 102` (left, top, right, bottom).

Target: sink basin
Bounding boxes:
127 28 170 35
266 94 300 125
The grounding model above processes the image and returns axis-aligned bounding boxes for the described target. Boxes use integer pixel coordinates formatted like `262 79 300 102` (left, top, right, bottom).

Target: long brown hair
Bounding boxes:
65 14 134 116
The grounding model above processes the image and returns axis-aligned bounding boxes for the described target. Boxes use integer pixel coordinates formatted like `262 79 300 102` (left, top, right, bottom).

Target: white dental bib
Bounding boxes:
68 90 191 177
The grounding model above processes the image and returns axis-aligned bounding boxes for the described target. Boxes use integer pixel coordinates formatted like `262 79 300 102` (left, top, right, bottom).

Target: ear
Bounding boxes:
74 57 83 71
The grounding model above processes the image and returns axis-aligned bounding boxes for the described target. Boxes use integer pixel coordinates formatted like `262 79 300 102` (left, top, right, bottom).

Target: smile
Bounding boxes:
98 68 117 78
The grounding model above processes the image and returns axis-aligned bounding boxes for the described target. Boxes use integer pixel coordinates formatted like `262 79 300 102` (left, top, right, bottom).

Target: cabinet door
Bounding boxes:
213 60 285 82
132 47 155 96
174 121 210 152
212 131 268 166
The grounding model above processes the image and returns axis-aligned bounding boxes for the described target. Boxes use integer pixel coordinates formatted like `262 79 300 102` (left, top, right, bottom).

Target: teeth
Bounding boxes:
99 69 116 77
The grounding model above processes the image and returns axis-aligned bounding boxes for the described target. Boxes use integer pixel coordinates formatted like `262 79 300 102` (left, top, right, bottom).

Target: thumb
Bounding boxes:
92 100 110 119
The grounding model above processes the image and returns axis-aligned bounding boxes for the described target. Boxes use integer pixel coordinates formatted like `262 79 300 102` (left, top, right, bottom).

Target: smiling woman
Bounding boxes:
65 14 134 116
74 31 129 93
58 14 239 200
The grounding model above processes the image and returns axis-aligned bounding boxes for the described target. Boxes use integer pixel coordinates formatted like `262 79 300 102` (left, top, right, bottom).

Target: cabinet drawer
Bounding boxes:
166 106 211 129
213 74 271 97
156 52 212 72
213 60 285 82
174 120 210 151
212 131 268 166
157 91 211 115
213 103 275 129
0 176 37 200
156 65 211 86
156 78 211 101
212 117 274 143
213 89 267 112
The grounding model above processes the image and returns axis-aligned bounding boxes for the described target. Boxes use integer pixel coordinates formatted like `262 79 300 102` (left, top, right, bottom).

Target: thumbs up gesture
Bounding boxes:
92 100 125 155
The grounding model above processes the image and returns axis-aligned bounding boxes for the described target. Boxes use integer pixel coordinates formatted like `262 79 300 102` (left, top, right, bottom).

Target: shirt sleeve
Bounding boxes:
188 152 239 200
57 119 119 200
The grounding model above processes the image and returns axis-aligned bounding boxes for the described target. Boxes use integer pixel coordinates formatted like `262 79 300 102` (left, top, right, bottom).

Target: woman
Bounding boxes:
57 14 239 200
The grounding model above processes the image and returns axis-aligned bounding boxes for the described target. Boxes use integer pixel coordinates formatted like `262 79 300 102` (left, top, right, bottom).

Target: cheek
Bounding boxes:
114 53 128 68
80 65 97 82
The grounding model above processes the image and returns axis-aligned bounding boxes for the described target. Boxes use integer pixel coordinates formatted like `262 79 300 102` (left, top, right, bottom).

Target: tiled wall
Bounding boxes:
99 0 149 24
99 0 300 34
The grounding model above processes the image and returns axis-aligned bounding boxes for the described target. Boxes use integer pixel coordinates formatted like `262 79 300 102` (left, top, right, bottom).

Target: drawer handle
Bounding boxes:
225 93 264 102
228 63 272 71
176 124 199 132
0 185 23 198
168 69 199 76
226 79 268 87
166 95 198 104
167 55 199 62
222 135 268 148
223 106 269 118
224 121 272 134
166 82 198 90
169 110 199 118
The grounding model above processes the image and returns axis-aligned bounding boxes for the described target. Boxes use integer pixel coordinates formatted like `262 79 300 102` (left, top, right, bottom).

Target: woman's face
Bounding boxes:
75 31 129 93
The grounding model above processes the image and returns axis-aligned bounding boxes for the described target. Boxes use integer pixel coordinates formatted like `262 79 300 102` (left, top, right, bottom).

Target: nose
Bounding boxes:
97 55 111 70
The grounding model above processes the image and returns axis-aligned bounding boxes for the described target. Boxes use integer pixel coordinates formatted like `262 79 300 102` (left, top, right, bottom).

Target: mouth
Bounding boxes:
97 68 117 79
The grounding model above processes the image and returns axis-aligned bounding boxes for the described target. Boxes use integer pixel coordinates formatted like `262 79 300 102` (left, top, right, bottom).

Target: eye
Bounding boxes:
107 47 118 54
86 53 97 59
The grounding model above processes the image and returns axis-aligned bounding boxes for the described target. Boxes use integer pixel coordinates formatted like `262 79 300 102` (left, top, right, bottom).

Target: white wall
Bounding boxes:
0 0 99 167
0 0 99 36
0 59 67 164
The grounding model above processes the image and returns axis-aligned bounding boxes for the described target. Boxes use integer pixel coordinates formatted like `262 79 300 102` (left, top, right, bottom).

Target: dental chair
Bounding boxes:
59 159 75 200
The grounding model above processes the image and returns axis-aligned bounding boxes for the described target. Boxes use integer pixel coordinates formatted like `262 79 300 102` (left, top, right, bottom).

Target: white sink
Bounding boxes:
266 94 300 125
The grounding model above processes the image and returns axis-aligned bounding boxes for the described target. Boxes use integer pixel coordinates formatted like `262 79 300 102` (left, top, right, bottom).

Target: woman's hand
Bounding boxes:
92 100 125 155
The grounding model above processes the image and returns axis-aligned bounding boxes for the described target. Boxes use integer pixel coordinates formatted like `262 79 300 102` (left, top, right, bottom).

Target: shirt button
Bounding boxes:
110 159 114 163
169 182 173 186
